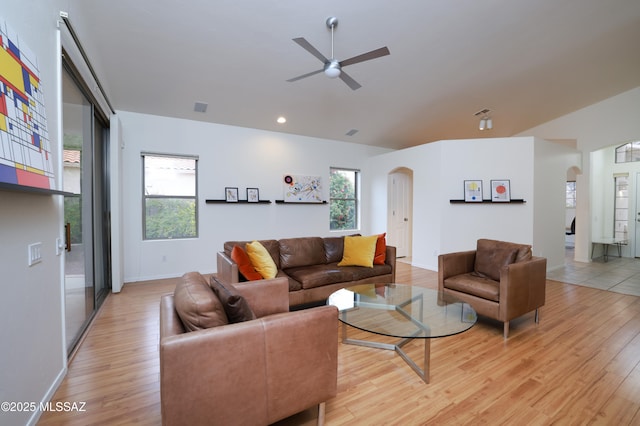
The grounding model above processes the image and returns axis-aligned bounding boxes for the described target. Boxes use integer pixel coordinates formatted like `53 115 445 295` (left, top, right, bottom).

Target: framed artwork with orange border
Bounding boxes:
490 180 511 202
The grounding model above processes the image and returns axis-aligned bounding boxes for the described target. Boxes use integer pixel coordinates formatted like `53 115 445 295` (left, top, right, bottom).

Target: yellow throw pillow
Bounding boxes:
338 235 378 268
246 241 278 279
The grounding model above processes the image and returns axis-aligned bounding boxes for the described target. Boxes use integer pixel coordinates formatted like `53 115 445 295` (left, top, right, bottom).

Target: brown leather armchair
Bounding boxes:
160 276 338 426
438 239 547 338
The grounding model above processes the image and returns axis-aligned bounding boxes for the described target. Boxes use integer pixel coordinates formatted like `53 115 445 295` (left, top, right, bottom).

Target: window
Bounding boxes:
143 154 198 239
566 181 576 208
615 141 640 163
614 175 628 240
330 168 359 230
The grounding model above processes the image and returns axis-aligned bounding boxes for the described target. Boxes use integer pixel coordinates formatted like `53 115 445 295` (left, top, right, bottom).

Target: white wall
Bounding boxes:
439 138 535 257
533 138 583 267
0 2 69 425
367 136 579 271
117 111 392 282
366 142 443 270
520 86 640 262
110 115 125 292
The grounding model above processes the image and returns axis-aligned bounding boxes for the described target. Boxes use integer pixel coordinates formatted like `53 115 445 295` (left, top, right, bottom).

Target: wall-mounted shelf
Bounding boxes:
0 182 75 197
274 200 327 204
205 199 272 204
449 199 526 204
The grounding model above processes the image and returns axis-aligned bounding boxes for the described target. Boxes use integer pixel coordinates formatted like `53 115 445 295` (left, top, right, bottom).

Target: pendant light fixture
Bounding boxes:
474 108 493 131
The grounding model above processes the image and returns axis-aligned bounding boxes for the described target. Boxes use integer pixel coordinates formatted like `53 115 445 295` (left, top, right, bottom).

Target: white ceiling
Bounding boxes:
66 0 640 150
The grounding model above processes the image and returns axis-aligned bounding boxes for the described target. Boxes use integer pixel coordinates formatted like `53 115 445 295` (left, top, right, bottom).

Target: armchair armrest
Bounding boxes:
235 277 289 318
216 251 239 284
438 250 476 290
500 256 547 321
385 245 397 282
262 305 338 424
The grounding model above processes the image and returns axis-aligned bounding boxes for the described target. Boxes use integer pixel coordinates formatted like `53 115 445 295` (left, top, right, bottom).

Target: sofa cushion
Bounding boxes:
174 272 229 331
231 245 263 281
339 263 393 281
444 273 500 302
323 237 345 263
474 239 519 281
279 237 326 269
338 235 378 268
210 276 256 323
247 241 278 279
284 264 354 289
374 233 387 265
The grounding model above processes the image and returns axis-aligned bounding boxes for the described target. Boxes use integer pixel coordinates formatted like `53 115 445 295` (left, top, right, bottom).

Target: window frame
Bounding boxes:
566 181 576 208
142 152 199 240
329 167 360 231
613 175 629 241
615 141 640 163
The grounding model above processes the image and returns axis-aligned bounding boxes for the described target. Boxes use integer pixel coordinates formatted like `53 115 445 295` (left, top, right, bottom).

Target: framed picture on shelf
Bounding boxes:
225 187 239 202
247 188 259 203
491 180 511 202
464 180 483 202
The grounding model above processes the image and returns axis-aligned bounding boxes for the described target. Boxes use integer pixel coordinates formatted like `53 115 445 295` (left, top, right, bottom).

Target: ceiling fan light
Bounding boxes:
479 119 486 130
324 61 341 79
486 118 493 129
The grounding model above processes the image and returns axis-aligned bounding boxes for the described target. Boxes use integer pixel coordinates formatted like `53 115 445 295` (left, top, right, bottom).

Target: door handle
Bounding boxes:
65 223 71 252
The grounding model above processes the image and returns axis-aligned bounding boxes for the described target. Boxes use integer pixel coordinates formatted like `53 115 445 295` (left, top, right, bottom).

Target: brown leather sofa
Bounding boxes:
217 236 396 306
438 239 547 338
160 274 338 425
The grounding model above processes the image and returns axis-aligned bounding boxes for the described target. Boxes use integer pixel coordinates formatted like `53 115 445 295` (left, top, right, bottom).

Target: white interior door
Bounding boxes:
388 171 412 258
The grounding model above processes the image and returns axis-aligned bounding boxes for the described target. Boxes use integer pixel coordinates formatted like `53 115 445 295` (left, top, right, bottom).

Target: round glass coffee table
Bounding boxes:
327 283 477 383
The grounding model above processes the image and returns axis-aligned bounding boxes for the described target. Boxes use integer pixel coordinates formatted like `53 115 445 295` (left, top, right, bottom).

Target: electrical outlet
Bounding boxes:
28 242 42 266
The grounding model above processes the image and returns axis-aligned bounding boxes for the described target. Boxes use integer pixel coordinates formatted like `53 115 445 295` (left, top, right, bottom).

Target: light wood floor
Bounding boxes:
39 263 640 425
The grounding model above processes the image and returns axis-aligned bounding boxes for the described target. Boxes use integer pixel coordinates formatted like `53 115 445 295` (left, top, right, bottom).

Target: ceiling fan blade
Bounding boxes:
339 70 362 91
286 68 324 83
292 37 330 64
340 46 390 67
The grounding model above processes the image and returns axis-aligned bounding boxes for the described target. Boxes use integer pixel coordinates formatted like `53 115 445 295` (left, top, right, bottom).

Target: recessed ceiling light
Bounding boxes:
277 116 287 124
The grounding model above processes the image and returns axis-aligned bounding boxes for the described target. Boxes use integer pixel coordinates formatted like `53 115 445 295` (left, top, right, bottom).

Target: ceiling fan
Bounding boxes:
286 16 390 90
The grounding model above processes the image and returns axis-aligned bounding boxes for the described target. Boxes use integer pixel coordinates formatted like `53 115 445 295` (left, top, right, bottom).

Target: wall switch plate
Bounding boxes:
28 242 42 266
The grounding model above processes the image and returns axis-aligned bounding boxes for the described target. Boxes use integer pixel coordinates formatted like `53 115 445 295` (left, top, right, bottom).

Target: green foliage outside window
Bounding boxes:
64 197 82 244
330 169 357 230
145 198 196 239
143 154 197 240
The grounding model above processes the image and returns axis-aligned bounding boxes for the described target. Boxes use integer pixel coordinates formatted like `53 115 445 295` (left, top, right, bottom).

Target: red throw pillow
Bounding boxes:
231 245 263 281
374 233 387 265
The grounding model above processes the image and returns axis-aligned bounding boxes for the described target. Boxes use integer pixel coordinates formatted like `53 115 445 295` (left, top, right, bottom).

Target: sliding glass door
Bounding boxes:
62 60 110 354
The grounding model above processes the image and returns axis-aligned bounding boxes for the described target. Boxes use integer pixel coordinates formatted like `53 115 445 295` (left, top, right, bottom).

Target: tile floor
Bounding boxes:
401 249 640 297
547 248 640 297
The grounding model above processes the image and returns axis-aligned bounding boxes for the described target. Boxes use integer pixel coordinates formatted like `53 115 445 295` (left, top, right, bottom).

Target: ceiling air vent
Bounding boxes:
346 129 359 136
194 102 208 113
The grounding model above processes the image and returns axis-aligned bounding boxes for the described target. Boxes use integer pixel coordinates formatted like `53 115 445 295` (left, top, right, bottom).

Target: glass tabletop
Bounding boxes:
327 284 477 339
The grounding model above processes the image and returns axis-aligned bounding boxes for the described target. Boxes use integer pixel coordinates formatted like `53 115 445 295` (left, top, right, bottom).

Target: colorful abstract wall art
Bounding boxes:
0 17 54 189
283 174 322 203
